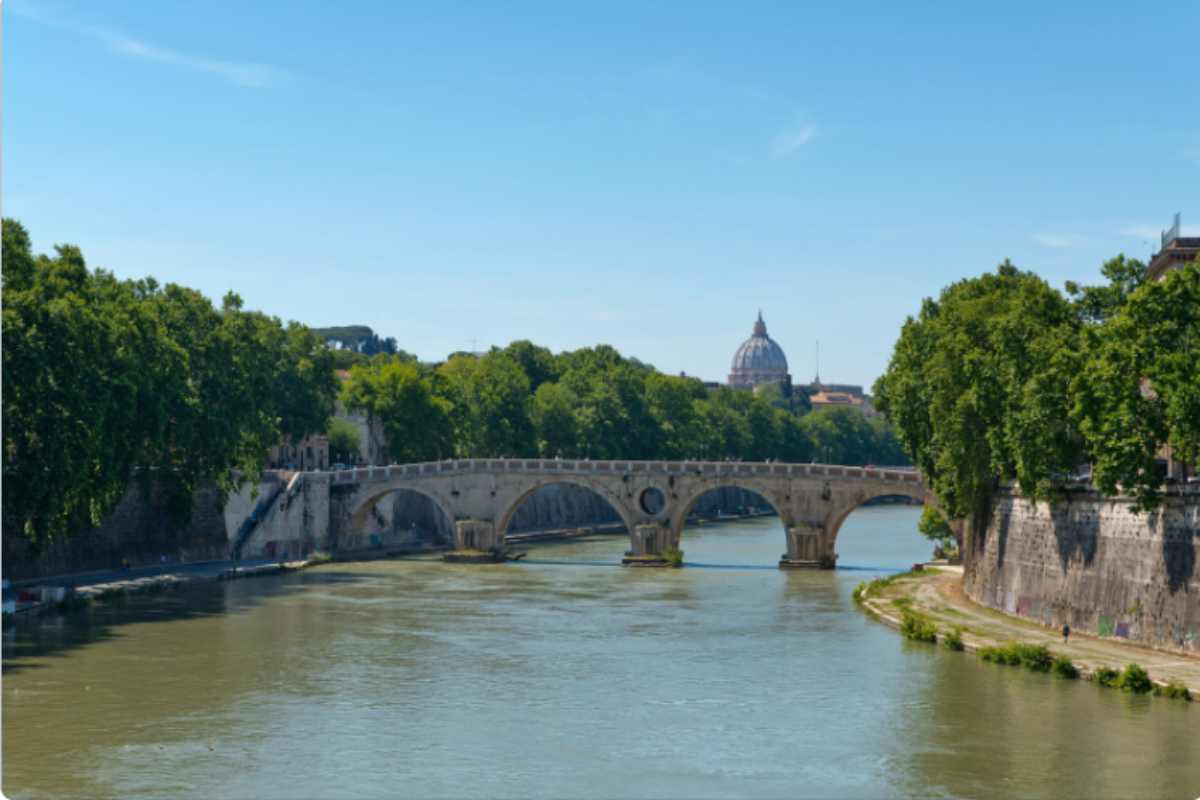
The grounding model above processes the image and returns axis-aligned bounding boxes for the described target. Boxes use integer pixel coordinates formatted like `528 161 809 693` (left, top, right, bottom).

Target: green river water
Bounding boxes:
3 506 1197 799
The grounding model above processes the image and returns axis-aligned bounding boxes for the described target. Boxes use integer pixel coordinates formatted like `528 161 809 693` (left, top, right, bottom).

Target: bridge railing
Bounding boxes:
322 458 921 485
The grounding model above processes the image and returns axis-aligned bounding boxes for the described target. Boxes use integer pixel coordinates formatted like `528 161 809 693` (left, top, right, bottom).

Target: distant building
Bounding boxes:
806 381 878 417
1146 213 1200 282
269 433 328 471
728 312 792 391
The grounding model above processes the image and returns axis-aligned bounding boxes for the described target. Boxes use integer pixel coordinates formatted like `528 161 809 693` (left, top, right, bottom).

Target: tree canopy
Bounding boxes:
342 344 905 468
2 219 338 547
875 254 1200 516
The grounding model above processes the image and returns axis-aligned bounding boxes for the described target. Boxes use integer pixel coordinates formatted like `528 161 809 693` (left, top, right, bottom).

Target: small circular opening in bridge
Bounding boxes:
638 487 666 515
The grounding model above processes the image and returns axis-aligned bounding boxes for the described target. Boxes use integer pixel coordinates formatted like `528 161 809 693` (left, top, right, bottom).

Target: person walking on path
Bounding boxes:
1062 623 1070 644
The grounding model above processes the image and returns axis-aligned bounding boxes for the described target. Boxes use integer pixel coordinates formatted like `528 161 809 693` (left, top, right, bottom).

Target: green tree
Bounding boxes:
917 506 956 550
1072 260 1200 508
874 262 1081 519
2 220 338 545
1065 254 1147 324
644 373 706 458
531 382 579 457
499 340 559 390
340 357 453 462
437 353 536 457
327 419 361 464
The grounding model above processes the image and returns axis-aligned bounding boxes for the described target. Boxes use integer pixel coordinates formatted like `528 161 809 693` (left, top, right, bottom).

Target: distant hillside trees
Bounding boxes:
313 325 400 356
1 219 338 547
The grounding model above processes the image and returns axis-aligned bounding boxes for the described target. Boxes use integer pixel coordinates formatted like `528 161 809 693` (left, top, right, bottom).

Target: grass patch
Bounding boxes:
899 610 938 644
853 568 929 605
1095 666 1120 688
852 582 867 603
1052 656 1079 679
941 627 965 651
1117 663 1152 694
663 547 684 567
890 596 914 611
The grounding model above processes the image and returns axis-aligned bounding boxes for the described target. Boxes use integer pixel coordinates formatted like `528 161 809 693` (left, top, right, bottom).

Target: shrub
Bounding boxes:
1014 643 1052 672
1157 680 1192 701
1095 666 1120 687
1052 656 1079 679
663 547 684 567
979 643 1019 666
900 610 938 644
852 582 867 604
1117 663 1152 694
942 627 965 651
978 642 1050 670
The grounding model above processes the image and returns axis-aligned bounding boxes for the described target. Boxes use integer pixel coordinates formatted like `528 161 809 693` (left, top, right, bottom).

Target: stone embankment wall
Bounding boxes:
964 487 1200 655
4 482 229 580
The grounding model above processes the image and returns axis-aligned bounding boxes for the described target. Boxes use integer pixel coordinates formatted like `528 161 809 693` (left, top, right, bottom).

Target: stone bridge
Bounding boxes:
292 458 938 567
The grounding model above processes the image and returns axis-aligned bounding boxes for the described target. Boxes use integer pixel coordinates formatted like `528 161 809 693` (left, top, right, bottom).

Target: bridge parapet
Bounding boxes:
324 458 920 486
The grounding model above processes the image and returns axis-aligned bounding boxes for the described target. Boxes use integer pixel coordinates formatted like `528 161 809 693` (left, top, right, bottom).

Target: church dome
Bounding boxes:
728 312 790 388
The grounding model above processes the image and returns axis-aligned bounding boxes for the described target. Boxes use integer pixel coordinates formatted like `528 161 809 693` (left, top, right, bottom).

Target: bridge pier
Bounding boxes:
443 519 507 563
779 524 836 569
622 523 680 567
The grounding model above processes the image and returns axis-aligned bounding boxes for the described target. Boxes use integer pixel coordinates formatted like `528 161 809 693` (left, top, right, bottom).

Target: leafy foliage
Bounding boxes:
326 419 361 464
1052 656 1079 679
917 506 955 548
339 357 453 463
941 627 965 651
2 220 337 547
1071 261 1200 509
899 610 939 643
1116 663 1152 693
876 255 1200 514
874 262 1081 519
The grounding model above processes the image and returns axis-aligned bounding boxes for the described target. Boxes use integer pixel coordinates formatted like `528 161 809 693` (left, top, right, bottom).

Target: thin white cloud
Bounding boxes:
10 3 288 88
770 118 816 159
1119 224 1161 240
92 28 288 88
1032 232 1087 248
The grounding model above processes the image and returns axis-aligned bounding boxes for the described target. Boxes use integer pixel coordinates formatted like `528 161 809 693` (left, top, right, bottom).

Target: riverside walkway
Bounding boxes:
862 566 1200 693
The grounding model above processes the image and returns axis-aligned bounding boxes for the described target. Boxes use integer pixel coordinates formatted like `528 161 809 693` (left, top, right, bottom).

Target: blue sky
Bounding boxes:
6 1 1198 387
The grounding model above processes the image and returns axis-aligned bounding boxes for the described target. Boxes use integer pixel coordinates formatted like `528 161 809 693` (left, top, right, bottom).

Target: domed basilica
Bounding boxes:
727 312 791 390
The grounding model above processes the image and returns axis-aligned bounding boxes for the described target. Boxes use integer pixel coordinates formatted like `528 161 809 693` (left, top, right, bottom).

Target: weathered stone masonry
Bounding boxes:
964 486 1200 654
235 458 933 568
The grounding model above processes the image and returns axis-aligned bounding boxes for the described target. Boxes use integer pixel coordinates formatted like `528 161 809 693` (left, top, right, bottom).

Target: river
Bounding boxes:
3 506 1196 799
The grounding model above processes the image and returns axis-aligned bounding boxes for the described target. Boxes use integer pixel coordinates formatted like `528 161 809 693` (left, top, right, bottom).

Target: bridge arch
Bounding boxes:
495 477 638 538
668 480 791 547
347 484 457 539
822 487 947 553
